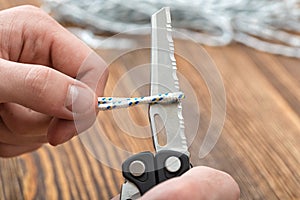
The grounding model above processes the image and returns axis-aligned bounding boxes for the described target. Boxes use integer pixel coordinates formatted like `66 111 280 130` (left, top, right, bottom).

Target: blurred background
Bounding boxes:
43 0 300 58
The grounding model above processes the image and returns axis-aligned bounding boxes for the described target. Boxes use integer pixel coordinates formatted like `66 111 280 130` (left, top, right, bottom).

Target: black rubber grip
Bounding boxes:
122 150 190 196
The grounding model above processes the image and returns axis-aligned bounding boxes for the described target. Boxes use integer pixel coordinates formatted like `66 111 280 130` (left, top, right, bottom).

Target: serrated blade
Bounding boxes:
149 7 189 156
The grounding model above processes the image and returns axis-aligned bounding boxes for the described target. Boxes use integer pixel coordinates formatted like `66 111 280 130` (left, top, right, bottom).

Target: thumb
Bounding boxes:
0 58 96 119
142 166 240 200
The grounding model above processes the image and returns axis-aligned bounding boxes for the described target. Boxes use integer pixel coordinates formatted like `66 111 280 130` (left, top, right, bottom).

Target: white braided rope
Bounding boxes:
42 0 300 58
98 92 184 110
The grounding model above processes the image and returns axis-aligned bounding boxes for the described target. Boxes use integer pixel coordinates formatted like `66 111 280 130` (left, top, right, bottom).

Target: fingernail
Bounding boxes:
66 83 95 114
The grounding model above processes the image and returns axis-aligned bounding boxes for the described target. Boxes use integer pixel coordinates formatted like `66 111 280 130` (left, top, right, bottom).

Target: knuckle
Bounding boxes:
24 67 52 100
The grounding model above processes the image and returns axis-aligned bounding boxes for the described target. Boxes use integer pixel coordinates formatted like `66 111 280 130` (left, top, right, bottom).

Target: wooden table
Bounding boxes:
0 1 299 200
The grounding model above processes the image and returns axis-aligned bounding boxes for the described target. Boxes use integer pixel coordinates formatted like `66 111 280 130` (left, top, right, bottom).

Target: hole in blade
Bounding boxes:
154 114 167 147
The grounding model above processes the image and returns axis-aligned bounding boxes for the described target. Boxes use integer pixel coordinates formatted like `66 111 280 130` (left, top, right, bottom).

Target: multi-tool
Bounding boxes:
120 7 191 199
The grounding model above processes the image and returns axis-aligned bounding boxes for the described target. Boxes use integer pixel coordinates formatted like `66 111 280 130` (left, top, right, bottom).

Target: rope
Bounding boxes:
42 0 300 58
98 92 184 110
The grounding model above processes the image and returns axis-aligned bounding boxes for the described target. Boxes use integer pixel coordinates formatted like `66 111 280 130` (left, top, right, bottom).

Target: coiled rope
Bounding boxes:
42 0 300 58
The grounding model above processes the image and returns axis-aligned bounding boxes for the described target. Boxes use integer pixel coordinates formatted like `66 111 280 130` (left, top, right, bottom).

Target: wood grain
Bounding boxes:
0 1 300 200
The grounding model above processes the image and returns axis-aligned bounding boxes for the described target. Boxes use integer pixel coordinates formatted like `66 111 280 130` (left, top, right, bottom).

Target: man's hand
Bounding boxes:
142 166 240 200
0 5 108 157
113 166 240 200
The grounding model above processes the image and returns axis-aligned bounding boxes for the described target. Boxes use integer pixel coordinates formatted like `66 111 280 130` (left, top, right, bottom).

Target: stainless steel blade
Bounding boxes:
149 7 189 156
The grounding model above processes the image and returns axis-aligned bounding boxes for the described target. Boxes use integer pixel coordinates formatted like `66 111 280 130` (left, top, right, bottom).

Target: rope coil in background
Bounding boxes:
42 0 300 58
